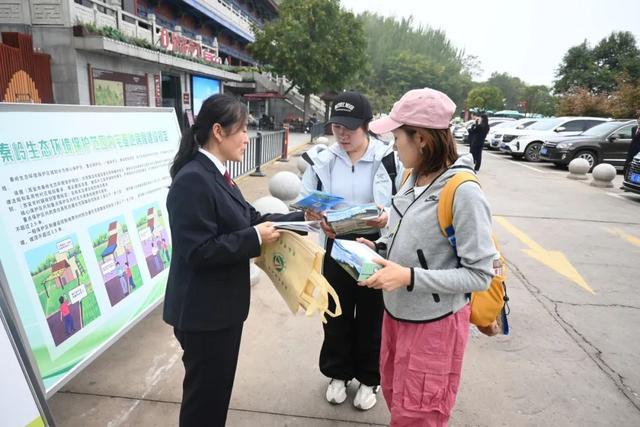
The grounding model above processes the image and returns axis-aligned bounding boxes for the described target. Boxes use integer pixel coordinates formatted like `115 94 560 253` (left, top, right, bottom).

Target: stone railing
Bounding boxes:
247 71 325 115
196 0 256 39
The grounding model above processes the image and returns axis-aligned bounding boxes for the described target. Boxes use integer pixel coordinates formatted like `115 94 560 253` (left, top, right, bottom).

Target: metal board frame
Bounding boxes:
0 102 180 401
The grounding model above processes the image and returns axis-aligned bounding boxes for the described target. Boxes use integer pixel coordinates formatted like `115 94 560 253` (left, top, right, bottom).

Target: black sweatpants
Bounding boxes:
470 142 483 171
320 233 383 386
174 323 244 427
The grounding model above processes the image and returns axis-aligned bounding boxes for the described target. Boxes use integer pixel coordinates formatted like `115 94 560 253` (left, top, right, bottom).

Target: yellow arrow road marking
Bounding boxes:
494 216 595 294
606 228 640 248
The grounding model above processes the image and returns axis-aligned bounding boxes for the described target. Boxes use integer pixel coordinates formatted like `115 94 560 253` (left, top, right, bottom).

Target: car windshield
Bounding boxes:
580 121 628 137
514 119 538 128
525 118 564 131
491 121 515 130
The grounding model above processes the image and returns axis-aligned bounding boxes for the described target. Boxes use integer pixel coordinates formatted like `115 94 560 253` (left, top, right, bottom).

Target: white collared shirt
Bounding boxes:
197 148 262 245
198 147 227 177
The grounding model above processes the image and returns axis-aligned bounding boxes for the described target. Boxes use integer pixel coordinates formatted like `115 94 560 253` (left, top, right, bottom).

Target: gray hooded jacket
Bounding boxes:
378 154 497 322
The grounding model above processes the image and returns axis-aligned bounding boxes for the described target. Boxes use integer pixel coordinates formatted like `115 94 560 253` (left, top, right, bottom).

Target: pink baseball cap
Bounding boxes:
369 88 456 134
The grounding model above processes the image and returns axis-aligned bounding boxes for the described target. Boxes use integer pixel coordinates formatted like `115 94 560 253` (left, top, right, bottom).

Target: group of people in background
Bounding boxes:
162 89 497 426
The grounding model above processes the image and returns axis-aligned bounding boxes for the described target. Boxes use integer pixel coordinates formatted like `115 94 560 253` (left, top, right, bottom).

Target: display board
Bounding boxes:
0 103 180 395
91 68 149 107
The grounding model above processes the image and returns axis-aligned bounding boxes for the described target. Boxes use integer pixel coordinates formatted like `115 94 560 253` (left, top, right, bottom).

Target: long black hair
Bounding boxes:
170 93 248 179
480 113 489 128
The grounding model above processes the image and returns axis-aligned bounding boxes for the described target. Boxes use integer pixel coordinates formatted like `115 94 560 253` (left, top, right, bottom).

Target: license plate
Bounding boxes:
631 173 640 184
540 148 548 156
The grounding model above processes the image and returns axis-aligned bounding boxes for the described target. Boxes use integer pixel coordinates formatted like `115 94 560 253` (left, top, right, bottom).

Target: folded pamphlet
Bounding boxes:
330 239 382 281
290 191 344 212
273 221 321 233
326 204 381 235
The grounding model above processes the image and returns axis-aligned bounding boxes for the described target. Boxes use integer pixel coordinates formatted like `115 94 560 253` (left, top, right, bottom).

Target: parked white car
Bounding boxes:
453 120 474 140
455 118 513 144
487 118 542 149
499 117 609 161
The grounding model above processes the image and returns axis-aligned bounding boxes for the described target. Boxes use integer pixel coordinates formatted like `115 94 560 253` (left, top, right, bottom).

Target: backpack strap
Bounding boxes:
301 152 323 191
301 152 314 166
381 152 398 195
437 171 480 301
437 172 480 246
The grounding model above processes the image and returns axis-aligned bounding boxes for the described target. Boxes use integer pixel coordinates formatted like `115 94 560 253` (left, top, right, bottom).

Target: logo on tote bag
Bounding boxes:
273 253 286 272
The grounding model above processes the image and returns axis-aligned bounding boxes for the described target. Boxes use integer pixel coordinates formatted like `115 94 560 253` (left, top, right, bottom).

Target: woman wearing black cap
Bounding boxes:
300 91 403 410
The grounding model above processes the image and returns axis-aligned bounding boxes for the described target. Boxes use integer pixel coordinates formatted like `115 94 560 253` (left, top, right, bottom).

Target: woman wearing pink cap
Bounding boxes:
358 88 497 426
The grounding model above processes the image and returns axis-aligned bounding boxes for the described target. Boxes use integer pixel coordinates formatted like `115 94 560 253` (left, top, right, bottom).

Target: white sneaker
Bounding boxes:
353 384 379 410
326 379 349 404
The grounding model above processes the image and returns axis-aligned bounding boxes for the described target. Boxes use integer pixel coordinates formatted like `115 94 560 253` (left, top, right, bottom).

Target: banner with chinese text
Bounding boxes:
0 103 180 394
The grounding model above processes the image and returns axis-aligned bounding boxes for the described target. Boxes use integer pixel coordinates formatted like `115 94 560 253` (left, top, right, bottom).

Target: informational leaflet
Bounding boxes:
290 191 344 212
330 239 382 281
273 221 320 233
0 103 180 394
326 204 381 235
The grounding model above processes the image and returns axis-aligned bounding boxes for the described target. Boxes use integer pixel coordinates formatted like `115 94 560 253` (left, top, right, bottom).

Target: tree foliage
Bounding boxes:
249 0 367 119
609 74 640 118
354 13 472 112
555 32 640 95
465 86 504 111
556 88 612 117
522 85 557 117
486 72 525 110
554 32 640 117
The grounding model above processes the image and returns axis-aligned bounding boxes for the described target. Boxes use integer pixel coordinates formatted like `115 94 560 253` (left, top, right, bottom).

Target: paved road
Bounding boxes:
451 144 640 425
49 143 640 426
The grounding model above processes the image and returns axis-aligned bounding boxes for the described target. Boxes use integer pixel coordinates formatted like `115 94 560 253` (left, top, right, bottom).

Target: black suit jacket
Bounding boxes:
163 152 303 331
468 123 489 147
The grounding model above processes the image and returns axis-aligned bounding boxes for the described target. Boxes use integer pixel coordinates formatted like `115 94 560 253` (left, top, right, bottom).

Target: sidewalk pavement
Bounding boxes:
48 141 392 426
47 141 637 426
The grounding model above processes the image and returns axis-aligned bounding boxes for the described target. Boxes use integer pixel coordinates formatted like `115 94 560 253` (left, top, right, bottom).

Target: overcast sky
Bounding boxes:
340 0 640 86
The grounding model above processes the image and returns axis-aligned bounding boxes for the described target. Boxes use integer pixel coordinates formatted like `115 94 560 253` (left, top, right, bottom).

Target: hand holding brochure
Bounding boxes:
326 204 382 235
290 191 344 212
330 239 383 281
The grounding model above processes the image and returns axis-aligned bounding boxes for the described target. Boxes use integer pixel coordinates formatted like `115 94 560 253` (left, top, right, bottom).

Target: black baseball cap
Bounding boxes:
327 91 373 130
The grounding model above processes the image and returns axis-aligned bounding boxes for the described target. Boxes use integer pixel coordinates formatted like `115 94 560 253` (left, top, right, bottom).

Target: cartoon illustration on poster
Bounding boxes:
25 235 101 346
133 204 171 278
88 217 142 306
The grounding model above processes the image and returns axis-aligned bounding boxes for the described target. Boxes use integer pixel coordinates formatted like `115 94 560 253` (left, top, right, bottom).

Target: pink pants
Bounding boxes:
380 304 471 427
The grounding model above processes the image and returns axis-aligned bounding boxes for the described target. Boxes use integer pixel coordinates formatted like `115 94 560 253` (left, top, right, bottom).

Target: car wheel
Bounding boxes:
524 142 542 162
574 150 597 171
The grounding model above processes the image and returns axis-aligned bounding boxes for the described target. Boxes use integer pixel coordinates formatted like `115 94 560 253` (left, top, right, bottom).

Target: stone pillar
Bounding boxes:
147 13 157 44
268 171 301 203
567 158 590 180
112 2 123 32
590 163 616 188
212 36 219 58
195 34 203 59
